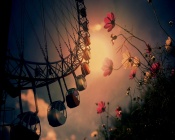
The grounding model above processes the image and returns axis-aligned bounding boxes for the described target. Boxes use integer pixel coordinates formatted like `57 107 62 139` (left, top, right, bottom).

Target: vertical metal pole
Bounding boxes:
0 2 12 139
0 2 12 140
0 0 12 105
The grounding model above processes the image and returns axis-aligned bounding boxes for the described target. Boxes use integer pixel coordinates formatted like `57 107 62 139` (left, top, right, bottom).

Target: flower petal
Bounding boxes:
96 101 106 113
107 25 115 32
104 23 112 29
107 12 115 21
104 17 111 24
111 12 115 20
103 70 112 76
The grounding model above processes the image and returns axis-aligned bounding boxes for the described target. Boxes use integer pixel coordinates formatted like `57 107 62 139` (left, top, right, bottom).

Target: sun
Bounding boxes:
89 30 115 76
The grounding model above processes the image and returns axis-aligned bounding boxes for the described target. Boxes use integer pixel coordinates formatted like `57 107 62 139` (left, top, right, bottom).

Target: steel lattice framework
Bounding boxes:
4 0 90 90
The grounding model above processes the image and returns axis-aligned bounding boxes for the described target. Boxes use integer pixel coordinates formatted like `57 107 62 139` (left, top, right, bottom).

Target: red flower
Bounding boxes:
115 106 122 118
104 12 115 32
97 101 106 114
150 62 160 74
129 69 137 79
101 58 113 76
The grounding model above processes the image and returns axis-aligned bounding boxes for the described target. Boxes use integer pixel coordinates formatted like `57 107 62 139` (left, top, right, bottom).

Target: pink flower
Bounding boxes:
97 101 106 114
145 44 152 54
150 62 160 74
104 12 115 32
101 58 113 76
129 69 137 79
115 106 122 118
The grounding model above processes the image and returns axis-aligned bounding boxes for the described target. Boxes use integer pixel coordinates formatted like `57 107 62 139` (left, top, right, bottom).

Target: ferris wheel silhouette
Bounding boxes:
0 0 91 139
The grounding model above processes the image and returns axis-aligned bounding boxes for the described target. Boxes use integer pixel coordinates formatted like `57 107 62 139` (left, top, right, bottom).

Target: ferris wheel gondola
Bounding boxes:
66 88 80 108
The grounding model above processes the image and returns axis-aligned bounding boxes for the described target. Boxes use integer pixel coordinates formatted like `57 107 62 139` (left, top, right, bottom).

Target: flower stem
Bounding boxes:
116 23 147 45
118 34 151 67
105 111 117 120
150 2 175 43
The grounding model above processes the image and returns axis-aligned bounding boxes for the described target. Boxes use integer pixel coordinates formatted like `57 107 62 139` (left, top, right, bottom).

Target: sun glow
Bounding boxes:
90 24 103 32
89 32 115 76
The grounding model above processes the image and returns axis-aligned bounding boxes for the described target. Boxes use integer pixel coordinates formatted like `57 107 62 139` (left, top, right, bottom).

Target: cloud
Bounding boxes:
41 130 57 140
70 134 76 140
21 89 48 118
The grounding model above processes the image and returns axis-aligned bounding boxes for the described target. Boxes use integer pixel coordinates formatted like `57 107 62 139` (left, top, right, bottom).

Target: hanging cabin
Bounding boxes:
47 101 67 127
75 75 87 91
10 111 41 140
81 62 90 76
83 34 91 47
66 88 80 108
83 48 91 61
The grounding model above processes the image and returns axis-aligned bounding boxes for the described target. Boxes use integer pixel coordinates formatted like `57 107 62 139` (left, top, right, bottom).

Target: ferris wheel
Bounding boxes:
0 0 91 139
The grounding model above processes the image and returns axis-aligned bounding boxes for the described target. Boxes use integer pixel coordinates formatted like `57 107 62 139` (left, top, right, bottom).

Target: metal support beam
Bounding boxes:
0 0 12 105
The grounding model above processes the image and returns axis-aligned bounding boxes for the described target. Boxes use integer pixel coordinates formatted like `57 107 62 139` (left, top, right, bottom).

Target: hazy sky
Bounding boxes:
3 0 175 140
